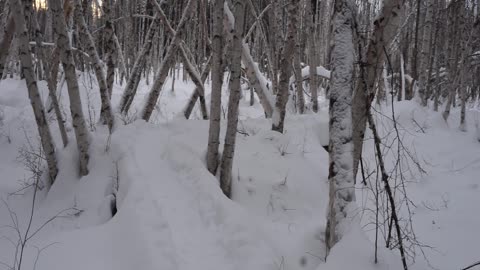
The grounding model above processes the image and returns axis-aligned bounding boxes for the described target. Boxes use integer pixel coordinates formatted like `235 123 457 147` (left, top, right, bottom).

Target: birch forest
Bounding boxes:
0 0 479 269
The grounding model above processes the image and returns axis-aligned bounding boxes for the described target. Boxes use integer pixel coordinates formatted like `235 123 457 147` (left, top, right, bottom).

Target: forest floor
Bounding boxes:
0 72 479 270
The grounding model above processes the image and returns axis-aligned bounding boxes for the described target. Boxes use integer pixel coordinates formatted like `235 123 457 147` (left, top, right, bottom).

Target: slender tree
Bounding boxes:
206 0 225 174
50 0 91 176
8 0 58 183
219 0 246 198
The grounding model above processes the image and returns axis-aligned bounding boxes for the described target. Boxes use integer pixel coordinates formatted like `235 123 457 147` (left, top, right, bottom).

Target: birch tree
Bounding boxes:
352 0 404 179
325 0 355 253
224 3 274 118
8 0 58 184
206 0 225 174
50 0 90 176
219 0 246 198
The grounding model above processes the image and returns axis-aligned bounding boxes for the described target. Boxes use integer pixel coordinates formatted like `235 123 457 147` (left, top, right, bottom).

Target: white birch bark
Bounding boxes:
325 0 355 253
219 0 246 198
50 0 90 176
46 49 69 147
206 0 225 174
352 0 403 179
224 3 274 117
9 0 58 183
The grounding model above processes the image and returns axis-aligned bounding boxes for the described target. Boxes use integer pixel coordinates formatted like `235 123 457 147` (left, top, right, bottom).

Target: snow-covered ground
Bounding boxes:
0 72 479 270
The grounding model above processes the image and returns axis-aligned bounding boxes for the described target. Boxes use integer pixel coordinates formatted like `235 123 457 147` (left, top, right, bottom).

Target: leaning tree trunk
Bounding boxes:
219 0 246 199
272 0 298 133
206 0 225 174
325 0 355 254
352 0 404 180
141 0 196 121
118 15 160 114
184 56 212 119
27 8 69 148
50 0 90 176
9 0 58 184
224 3 274 118
74 0 114 133
46 49 69 147
149 0 209 120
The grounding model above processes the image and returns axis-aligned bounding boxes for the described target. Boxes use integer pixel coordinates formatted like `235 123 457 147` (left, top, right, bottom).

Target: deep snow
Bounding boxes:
0 71 479 270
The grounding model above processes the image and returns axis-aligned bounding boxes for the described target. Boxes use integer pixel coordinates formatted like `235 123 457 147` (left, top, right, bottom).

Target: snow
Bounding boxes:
1 70 480 270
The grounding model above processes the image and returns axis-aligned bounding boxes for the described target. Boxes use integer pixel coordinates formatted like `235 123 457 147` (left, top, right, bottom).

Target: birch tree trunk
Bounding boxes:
206 0 225 174
50 0 90 176
224 3 274 118
352 0 404 180
141 0 196 121
74 0 114 132
9 0 58 184
272 0 298 133
46 49 69 147
325 0 355 253
219 0 246 198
